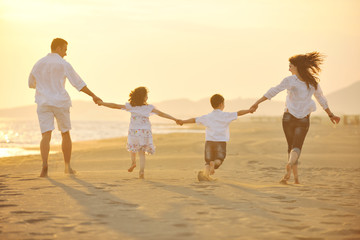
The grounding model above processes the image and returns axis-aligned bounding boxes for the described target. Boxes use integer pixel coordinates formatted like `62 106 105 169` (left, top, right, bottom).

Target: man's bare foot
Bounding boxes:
40 166 48 177
139 171 144 179
65 167 77 175
294 178 300 184
279 178 287 184
128 162 136 172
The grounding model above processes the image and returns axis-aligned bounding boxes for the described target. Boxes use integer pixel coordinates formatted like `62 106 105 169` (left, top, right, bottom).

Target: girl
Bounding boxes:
99 87 180 179
250 52 340 184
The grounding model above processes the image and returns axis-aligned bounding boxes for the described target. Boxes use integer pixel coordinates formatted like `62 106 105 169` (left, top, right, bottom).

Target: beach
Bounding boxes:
0 119 359 240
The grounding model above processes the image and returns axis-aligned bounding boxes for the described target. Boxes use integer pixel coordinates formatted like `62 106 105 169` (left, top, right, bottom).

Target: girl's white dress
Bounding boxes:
123 103 155 154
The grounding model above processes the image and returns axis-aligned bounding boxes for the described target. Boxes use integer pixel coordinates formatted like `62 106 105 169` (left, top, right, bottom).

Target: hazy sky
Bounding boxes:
1 0 359 109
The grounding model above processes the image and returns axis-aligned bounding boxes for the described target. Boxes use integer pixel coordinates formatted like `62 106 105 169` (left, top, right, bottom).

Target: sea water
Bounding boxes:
0 119 202 158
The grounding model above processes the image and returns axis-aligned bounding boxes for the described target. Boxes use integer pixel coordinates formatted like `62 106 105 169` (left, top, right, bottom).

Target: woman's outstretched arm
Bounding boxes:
250 96 269 111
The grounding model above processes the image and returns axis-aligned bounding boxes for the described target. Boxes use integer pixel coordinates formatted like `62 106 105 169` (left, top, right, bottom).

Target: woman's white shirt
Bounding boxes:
264 75 329 118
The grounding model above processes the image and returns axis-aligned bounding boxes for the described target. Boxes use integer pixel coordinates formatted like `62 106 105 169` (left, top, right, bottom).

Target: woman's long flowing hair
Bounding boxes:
289 52 325 90
129 87 148 107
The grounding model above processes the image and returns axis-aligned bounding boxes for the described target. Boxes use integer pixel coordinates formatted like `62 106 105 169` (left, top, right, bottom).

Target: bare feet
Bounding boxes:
128 162 136 172
294 178 300 184
139 171 144 179
40 165 48 177
65 167 77 175
197 171 210 181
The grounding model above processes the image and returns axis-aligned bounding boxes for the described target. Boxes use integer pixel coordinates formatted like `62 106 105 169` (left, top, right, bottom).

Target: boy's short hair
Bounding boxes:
51 38 68 51
210 94 224 108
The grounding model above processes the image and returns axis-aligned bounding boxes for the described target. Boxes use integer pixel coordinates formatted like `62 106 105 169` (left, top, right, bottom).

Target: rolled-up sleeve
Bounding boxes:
64 62 87 91
314 84 329 110
264 77 290 100
28 72 36 89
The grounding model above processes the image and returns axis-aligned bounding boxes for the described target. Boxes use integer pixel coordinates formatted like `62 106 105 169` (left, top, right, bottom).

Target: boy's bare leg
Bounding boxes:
62 131 76 174
139 150 145 179
204 164 211 178
128 152 137 172
209 161 215 175
292 165 300 184
40 131 52 177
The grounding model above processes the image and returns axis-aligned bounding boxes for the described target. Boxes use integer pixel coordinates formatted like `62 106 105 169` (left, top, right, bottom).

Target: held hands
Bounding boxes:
92 96 103 106
250 104 258 113
175 119 184 126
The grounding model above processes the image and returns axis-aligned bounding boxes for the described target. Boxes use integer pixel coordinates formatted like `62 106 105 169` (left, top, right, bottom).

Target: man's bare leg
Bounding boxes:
40 131 52 177
138 150 145 179
62 131 75 174
128 152 137 172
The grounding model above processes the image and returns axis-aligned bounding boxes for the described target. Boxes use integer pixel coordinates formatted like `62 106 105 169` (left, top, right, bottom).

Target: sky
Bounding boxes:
0 0 360 109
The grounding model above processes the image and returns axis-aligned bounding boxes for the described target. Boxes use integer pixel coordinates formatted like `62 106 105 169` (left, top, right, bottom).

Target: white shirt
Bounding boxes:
123 103 155 130
196 109 238 142
264 75 329 118
28 53 87 108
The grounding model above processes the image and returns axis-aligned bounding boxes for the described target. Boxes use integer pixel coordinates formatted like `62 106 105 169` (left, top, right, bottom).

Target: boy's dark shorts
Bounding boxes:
204 141 227 169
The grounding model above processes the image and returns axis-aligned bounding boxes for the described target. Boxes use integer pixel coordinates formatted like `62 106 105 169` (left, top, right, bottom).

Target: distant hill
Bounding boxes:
325 81 360 115
1 81 359 121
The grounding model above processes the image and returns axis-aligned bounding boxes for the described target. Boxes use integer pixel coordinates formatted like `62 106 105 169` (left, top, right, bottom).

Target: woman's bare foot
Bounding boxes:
40 165 48 177
128 162 136 172
139 171 144 179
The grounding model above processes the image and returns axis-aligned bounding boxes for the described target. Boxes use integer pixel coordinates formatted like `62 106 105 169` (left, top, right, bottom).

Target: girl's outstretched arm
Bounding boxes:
152 109 178 122
179 118 196 124
99 101 125 109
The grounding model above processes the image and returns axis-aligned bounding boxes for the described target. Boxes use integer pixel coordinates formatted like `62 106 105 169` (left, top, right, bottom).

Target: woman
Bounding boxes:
251 52 340 184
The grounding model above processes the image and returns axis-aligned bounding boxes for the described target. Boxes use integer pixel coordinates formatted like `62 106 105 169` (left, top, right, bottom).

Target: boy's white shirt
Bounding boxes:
196 109 238 142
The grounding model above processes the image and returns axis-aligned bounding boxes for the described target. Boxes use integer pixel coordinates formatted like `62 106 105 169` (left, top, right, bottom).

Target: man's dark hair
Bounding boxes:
210 94 224 108
51 38 68 51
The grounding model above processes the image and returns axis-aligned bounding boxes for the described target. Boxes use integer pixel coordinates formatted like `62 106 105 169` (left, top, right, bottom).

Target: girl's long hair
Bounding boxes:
289 52 325 90
129 87 148 107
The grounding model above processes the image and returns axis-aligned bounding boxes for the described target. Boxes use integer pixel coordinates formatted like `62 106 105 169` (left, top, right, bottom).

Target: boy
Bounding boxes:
179 94 254 181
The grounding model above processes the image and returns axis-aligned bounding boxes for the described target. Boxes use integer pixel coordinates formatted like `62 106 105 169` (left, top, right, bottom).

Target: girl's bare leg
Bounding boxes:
139 150 145 179
128 152 137 172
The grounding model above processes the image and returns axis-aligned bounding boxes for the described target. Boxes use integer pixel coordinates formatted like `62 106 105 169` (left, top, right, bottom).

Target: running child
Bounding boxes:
178 94 255 181
98 86 180 179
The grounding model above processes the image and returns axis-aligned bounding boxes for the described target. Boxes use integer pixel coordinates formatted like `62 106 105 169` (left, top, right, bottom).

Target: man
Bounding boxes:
28 38 102 177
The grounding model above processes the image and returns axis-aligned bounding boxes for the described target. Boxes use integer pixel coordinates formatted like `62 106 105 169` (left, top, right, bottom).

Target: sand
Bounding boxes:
0 119 359 240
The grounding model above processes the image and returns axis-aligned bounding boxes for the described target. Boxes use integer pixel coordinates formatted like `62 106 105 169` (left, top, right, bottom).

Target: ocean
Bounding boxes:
0 119 202 158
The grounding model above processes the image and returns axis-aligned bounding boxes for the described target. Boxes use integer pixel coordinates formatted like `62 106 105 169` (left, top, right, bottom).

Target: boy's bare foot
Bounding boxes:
65 167 77 175
139 171 144 179
197 171 210 181
128 162 136 172
40 166 48 177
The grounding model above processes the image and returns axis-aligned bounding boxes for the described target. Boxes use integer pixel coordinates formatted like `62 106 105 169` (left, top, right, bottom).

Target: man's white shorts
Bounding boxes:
37 105 71 133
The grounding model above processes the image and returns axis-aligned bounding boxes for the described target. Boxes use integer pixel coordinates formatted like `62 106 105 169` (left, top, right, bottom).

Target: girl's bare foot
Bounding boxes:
40 165 48 177
128 162 136 172
139 171 144 179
